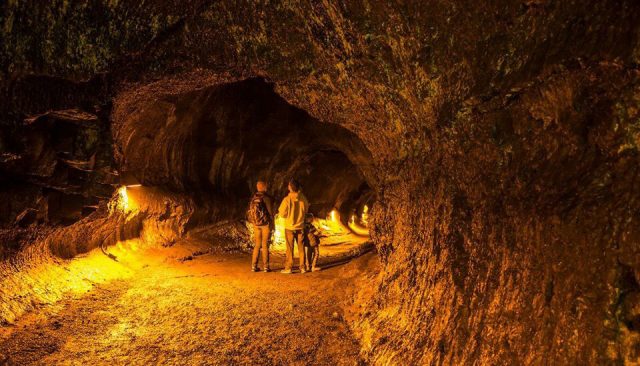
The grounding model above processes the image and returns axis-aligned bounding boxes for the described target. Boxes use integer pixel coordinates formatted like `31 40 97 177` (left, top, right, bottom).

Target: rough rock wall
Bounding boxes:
3 1 640 364
361 63 640 365
0 76 114 230
111 78 373 220
0 186 196 324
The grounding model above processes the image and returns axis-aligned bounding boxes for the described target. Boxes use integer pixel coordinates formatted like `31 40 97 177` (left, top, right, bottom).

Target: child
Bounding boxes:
303 213 323 272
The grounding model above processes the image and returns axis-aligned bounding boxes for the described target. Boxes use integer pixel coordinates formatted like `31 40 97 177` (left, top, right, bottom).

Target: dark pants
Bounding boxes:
285 229 305 271
252 225 271 269
305 245 319 269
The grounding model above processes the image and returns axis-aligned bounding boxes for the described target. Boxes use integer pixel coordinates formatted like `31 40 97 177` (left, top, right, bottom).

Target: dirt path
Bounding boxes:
0 240 376 366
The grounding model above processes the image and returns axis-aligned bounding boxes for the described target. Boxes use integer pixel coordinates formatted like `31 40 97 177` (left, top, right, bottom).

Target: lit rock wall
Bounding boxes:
0 186 196 324
111 78 373 219
2 1 640 364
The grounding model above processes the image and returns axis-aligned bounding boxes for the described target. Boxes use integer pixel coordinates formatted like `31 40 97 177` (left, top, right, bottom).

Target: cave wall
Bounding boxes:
2 1 640 364
0 185 197 324
112 78 373 221
0 76 116 258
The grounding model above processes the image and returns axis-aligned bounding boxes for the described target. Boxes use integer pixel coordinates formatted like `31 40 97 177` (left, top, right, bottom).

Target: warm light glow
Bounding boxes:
247 213 354 253
361 205 369 226
112 185 141 214
348 220 369 236
244 216 287 252
118 186 129 211
319 214 349 235
345 205 371 236
271 215 287 251
0 240 138 324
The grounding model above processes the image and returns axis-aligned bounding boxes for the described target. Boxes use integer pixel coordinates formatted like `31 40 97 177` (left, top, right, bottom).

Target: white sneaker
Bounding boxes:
280 269 292 274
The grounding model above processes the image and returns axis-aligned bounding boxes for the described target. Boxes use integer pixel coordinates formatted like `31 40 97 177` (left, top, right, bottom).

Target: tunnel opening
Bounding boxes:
113 77 376 249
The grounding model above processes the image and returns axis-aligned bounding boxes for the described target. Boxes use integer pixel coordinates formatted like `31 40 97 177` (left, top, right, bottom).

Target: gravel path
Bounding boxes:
0 241 376 366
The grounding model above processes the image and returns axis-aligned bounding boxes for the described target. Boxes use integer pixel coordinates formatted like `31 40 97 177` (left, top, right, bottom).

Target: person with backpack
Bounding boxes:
277 179 309 274
248 181 275 272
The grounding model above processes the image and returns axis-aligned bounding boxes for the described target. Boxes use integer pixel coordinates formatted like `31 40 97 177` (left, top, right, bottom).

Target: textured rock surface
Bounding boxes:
2 1 640 364
0 78 115 230
0 185 198 324
112 78 373 221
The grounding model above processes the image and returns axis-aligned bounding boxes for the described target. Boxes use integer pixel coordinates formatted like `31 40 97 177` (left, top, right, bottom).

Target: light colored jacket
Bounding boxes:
278 191 309 230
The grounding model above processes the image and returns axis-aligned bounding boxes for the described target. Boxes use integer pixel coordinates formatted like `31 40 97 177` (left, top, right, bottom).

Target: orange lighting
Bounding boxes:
348 220 369 236
271 215 287 250
118 186 129 212
361 205 369 226
114 185 140 214
330 210 336 222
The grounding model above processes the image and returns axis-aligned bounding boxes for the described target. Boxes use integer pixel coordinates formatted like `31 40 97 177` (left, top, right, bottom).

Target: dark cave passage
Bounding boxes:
113 78 376 228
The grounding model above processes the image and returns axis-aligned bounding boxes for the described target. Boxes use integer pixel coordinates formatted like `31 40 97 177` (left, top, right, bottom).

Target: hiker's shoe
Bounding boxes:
312 266 321 272
280 269 292 274
251 267 260 272
300 269 308 274
263 267 271 273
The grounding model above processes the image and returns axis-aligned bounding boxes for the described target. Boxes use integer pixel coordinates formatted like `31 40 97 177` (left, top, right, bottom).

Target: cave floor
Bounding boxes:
0 238 377 365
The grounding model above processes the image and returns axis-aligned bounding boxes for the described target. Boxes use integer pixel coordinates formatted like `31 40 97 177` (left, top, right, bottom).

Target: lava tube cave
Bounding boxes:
2 1 640 365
